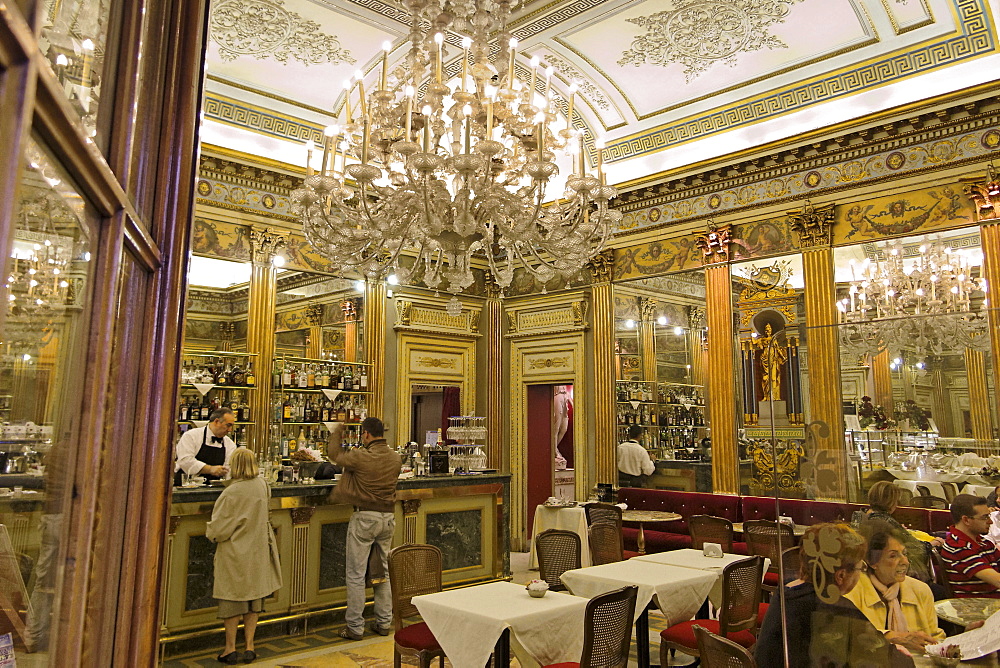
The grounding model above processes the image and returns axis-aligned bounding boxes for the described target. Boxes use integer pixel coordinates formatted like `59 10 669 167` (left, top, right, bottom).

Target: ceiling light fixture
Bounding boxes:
291 0 620 314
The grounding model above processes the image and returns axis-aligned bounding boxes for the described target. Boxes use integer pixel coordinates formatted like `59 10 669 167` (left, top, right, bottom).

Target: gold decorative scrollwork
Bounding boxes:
696 221 731 264
249 226 286 263
305 303 324 326
587 249 614 283
571 300 589 327
788 200 836 247
395 299 412 326
528 356 570 369
746 438 805 492
417 357 457 369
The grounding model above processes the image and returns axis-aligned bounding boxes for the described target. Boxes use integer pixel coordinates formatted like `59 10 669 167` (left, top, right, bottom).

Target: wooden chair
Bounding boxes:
660 556 764 666
929 546 955 599
693 625 757 668
543 585 639 668
896 487 914 507
387 544 446 668
589 522 624 565
910 495 949 509
939 482 959 502
584 502 622 529
742 520 794 596
689 515 735 553
535 529 581 592
780 546 801 584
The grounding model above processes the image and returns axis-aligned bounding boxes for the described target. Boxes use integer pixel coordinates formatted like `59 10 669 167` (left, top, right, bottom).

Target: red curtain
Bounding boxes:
441 386 461 443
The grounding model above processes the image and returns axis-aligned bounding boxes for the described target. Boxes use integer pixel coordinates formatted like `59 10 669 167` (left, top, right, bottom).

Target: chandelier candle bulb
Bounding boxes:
305 140 314 176
381 41 391 91
422 104 432 152
434 33 443 84
343 80 353 124
507 38 518 89
544 66 554 98
461 36 471 93
404 86 414 139
361 115 370 164
321 125 337 175
355 71 367 117
567 84 577 124
529 55 539 97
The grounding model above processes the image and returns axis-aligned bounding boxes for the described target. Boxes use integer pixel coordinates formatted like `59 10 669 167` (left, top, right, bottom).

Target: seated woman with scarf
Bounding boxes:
845 522 944 654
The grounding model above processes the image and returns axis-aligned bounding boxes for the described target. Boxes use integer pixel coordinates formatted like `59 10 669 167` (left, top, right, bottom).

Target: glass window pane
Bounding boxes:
2 137 96 658
39 0 113 137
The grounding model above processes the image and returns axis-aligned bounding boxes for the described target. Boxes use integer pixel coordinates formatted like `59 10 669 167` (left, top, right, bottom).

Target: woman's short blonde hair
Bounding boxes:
228 447 258 481
867 480 900 513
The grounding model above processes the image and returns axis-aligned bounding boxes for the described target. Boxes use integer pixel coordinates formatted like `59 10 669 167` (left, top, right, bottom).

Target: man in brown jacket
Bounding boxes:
329 417 402 640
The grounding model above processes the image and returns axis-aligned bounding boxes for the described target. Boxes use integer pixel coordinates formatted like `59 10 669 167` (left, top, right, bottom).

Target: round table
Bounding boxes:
935 597 1000 627
621 509 681 555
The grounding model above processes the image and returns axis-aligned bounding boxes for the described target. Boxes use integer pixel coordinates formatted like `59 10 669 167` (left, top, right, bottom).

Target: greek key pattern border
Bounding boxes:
204 94 326 145
606 0 995 164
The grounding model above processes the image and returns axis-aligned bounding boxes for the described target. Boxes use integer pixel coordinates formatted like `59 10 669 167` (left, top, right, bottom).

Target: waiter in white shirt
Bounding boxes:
617 424 654 488
174 408 237 486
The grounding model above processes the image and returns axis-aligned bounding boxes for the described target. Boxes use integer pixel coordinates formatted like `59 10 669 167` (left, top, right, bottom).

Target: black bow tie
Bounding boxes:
211 436 224 444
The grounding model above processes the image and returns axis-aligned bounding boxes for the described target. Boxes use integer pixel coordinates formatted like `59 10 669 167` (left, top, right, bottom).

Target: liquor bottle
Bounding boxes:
282 396 293 420
245 361 256 387
307 365 316 389
337 367 345 390
359 368 368 390
282 363 292 387
199 399 210 420
297 365 308 389
230 363 245 386
319 365 330 389
336 399 347 421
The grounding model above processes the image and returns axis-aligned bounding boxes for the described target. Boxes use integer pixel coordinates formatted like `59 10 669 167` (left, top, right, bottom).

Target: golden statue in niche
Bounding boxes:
759 324 787 400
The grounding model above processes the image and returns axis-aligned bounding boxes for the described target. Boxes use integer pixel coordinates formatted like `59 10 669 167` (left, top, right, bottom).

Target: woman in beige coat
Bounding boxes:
206 448 282 664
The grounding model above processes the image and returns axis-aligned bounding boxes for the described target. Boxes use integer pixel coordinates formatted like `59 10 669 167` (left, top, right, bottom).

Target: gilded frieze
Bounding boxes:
615 120 999 236
415 357 458 369
392 299 480 337
613 237 700 280
833 184 975 243
196 176 296 220
193 218 251 260
505 299 590 338
527 356 571 370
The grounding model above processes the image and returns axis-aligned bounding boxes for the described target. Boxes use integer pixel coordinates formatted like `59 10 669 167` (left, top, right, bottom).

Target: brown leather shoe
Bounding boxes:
368 621 391 636
338 626 363 641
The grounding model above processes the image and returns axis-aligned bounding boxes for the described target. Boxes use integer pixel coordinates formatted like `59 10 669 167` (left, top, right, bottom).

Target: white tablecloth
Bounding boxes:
529 505 591 569
632 549 770 607
413 581 589 668
886 469 988 485
893 479 949 499
560 560 716 626
964 483 998 498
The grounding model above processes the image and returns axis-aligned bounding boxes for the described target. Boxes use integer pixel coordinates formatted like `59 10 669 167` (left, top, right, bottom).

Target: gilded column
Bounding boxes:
788 202 847 500
485 280 504 470
930 369 954 436
688 306 707 389
980 222 1000 427
965 349 993 439
247 227 286 456
364 281 387 419
872 351 893 411
589 251 617 484
305 303 323 359
639 298 657 382
705 263 739 494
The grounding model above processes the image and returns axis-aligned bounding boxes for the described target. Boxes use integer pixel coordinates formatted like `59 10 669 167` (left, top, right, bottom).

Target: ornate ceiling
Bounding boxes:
201 0 1000 193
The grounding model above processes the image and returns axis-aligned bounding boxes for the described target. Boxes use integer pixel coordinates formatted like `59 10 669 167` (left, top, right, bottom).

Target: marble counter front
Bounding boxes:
162 474 510 642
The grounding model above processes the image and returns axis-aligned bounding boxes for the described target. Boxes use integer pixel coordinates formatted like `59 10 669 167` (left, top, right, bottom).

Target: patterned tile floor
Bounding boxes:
160 552 697 667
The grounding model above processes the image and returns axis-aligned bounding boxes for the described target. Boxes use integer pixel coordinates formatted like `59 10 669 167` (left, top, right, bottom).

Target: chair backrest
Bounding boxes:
780 546 801 584
915 484 932 497
387 543 442 629
911 495 949 509
742 520 794 567
580 585 638 668
536 529 581 591
896 487 914 507
689 515 734 553
693 625 757 668
929 546 955 598
585 502 623 529
589 522 624 565
719 556 764 636
939 482 959 502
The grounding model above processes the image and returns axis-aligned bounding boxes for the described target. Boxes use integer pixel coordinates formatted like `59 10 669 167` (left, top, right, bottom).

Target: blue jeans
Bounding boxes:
345 510 394 634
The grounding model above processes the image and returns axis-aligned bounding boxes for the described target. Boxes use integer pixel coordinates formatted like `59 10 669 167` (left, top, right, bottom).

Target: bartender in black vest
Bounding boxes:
174 408 237 486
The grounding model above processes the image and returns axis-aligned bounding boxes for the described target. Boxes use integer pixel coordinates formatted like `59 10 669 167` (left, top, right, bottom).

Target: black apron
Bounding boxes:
174 427 226 486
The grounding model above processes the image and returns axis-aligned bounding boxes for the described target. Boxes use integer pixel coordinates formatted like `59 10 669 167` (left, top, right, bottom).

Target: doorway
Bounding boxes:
525 384 575 534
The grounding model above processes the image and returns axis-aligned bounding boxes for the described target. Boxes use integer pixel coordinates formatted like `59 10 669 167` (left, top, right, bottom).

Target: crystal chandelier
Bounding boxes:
291 0 620 309
836 238 989 359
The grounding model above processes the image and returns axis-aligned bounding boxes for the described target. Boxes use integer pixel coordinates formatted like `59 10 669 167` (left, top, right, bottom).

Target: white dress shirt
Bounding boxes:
617 440 655 476
175 426 236 476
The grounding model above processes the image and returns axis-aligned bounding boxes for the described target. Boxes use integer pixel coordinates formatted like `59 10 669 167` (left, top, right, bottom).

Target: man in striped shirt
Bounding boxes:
940 494 1000 598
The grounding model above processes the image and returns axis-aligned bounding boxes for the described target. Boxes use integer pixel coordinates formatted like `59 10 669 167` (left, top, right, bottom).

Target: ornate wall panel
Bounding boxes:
394 334 477 445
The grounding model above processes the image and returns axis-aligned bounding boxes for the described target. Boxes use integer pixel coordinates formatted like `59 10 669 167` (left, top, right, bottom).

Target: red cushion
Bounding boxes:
394 622 440 651
543 663 580 668
660 620 756 650
763 571 780 586
758 602 769 621
624 550 640 560
731 541 749 555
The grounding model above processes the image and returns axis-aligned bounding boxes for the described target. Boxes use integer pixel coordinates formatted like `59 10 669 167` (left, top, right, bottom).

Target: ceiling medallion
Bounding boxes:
619 0 804 81
210 0 355 66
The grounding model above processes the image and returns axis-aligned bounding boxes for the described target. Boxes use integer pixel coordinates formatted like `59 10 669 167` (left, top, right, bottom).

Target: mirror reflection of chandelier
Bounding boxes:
291 0 620 308
837 238 989 359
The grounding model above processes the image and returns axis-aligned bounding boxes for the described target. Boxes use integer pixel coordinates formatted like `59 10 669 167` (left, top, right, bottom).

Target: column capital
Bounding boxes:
697 221 732 264
218 321 235 341
249 227 287 264
964 169 1000 222
484 273 504 299
688 305 706 329
639 297 656 321
305 303 324 326
587 250 614 283
787 200 836 248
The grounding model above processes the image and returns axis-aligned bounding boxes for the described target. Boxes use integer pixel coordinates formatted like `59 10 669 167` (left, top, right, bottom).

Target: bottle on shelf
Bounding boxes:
245 361 256 387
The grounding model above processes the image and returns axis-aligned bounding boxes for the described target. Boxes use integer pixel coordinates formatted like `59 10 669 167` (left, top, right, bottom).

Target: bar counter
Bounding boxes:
161 473 510 643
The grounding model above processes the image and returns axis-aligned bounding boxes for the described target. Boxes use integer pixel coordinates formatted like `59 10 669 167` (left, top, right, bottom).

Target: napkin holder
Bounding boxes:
703 542 724 558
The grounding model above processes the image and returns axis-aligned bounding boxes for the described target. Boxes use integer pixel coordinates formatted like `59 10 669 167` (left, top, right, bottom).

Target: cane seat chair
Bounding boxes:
542 586 638 668
693 625 757 668
689 515 735 554
910 495 949 509
584 502 622 529
387 544 446 668
742 520 795 595
660 556 765 666
588 522 624 565
535 529 582 592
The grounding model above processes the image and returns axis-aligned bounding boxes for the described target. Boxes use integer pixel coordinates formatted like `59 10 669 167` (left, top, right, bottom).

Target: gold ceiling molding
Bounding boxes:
603 0 992 162
206 75 333 118
204 92 325 145
392 299 481 338
881 0 934 35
